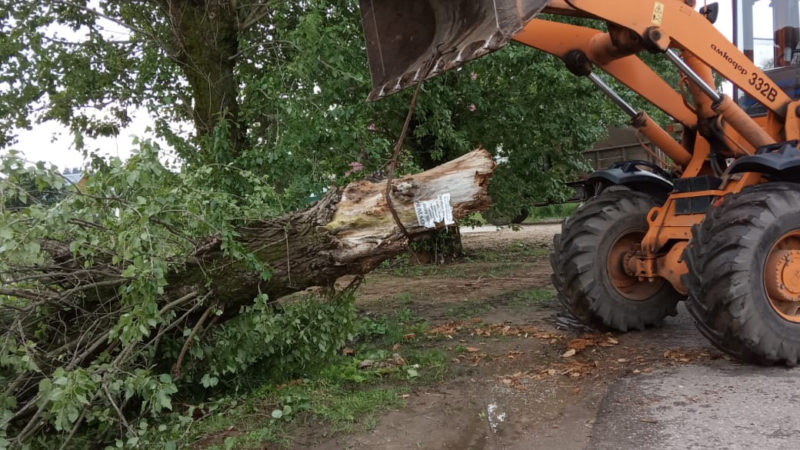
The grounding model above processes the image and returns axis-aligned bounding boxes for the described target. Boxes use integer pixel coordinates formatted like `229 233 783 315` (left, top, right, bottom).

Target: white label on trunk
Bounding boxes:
414 194 455 229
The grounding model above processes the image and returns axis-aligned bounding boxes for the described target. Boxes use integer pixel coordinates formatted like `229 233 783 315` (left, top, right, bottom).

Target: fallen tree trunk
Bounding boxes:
6 148 494 310
3 149 494 328
1 150 495 443
180 148 495 308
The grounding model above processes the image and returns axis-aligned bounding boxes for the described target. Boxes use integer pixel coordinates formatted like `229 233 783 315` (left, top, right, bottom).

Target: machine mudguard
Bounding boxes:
728 141 800 181
586 160 674 201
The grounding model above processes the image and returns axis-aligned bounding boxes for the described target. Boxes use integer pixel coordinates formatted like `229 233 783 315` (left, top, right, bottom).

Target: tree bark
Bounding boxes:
163 0 245 155
175 148 495 307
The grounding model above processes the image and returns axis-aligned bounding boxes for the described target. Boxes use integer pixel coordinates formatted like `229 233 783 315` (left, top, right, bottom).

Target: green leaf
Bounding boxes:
271 409 283 419
158 393 172 411
38 378 53 397
24 241 40 255
200 374 219 388
67 407 79 423
127 171 139 186
121 265 136 277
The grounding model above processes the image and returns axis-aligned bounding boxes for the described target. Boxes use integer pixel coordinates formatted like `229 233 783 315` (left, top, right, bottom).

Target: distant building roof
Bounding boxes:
63 172 85 185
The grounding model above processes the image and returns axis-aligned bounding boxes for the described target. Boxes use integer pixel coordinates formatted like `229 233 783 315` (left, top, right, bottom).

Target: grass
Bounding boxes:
509 288 558 308
394 292 415 304
445 299 496 319
469 241 550 263
375 241 548 289
524 203 579 223
379 257 470 278
166 308 449 449
377 220 557 280
311 385 407 434
380 254 539 280
443 288 558 319
182 379 409 449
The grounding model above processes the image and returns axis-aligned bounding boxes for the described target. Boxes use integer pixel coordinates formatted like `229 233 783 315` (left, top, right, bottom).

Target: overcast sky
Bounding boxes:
4 1 146 171
3 3 736 171
13 110 150 170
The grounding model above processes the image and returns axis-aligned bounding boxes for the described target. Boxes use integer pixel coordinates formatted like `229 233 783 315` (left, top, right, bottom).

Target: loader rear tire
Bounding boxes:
684 183 800 365
550 187 681 331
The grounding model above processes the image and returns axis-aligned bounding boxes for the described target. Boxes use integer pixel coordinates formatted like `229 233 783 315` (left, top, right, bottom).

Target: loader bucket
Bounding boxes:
359 0 549 101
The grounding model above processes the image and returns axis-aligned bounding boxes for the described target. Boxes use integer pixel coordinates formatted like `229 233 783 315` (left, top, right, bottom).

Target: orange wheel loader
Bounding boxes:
358 0 800 365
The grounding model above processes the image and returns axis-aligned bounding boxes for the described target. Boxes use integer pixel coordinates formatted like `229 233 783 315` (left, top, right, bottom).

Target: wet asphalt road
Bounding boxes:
589 305 800 450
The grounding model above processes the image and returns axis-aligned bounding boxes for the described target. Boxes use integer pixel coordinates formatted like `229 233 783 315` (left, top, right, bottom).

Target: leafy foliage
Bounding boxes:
0 145 359 447
240 5 625 216
180 293 357 388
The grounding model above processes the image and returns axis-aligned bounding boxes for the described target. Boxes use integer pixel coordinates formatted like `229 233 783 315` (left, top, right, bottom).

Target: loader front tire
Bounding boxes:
550 187 681 331
684 183 800 365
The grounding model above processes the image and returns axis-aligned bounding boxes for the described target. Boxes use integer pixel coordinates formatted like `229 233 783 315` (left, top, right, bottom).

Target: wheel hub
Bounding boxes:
766 250 800 302
765 231 800 321
607 232 663 301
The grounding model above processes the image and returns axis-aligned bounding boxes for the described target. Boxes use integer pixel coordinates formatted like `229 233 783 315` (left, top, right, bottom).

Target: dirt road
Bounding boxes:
310 224 799 450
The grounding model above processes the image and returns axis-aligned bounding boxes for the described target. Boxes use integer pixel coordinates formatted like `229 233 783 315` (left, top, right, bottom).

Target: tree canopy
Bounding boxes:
1 1 635 209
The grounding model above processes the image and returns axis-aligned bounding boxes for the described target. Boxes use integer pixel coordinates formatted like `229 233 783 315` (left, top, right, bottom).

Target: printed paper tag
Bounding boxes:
414 194 455 229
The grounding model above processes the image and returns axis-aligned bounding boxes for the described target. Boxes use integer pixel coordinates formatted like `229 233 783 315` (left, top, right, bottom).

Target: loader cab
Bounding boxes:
734 0 800 115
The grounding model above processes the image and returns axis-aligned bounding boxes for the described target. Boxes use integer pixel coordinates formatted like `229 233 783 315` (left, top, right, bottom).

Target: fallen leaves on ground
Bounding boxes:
474 323 548 338
566 333 621 354
663 349 717 364
427 320 566 343
428 321 469 336
506 351 524 361
538 361 597 379
427 319 719 381
454 350 488 366
495 360 597 389
497 371 528 390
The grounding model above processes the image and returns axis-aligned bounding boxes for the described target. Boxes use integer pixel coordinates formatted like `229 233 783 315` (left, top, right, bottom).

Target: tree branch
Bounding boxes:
172 303 215 379
50 0 143 34
239 4 271 30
